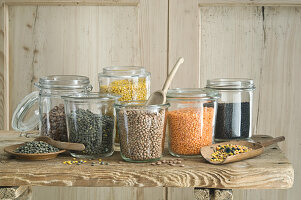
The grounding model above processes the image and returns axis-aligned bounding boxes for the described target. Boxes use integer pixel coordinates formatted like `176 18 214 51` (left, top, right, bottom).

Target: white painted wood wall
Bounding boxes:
0 0 300 199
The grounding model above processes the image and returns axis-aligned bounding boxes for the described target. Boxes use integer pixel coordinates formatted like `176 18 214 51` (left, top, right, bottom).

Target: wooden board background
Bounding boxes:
0 0 300 199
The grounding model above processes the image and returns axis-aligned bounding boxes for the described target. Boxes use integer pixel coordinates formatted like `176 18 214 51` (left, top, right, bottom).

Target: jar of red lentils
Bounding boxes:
166 88 219 157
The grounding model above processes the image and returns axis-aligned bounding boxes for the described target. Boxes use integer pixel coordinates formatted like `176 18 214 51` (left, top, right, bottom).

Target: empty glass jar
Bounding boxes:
63 93 119 158
166 88 219 157
12 75 92 141
115 101 169 162
206 78 255 141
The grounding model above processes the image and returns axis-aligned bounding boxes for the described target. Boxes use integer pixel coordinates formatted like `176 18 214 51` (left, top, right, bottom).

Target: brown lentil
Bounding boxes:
117 109 166 162
168 107 214 156
41 104 67 142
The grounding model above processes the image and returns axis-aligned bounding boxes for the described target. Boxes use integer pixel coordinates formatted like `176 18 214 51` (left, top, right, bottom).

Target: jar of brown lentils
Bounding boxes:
12 75 92 142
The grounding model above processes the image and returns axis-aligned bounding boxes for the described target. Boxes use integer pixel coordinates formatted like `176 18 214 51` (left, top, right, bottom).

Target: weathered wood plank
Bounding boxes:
0 131 294 189
31 187 165 200
168 0 200 88
2 0 139 6
0 4 9 130
198 0 301 6
0 6 4 130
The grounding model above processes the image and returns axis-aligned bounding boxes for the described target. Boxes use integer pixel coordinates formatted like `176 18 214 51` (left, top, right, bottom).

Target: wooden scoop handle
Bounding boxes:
162 57 184 94
260 136 285 147
35 136 85 151
51 140 85 151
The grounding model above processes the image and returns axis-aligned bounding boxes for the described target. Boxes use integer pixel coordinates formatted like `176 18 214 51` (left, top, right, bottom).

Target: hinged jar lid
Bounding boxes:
12 75 92 132
206 78 255 90
166 88 220 101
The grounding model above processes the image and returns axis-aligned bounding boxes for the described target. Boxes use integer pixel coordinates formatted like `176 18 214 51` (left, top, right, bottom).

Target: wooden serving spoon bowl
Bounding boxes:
200 136 285 165
4 136 85 161
4 144 66 161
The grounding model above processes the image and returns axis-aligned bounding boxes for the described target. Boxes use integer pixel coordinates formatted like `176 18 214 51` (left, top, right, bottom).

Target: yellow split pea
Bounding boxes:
100 78 148 101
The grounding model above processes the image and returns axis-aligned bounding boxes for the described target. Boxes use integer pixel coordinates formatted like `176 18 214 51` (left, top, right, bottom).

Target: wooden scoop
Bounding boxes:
145 57 184 105
34 136 85 151
201 136 285 165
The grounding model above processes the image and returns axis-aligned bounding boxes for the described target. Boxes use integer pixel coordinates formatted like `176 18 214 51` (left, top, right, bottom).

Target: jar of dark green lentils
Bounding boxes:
63 93 120 158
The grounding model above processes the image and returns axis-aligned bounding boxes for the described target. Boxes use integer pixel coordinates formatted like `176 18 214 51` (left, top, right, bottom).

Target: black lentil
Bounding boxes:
15 141 60 154
67 108 114 157
41 104 67 142
215 102 250 140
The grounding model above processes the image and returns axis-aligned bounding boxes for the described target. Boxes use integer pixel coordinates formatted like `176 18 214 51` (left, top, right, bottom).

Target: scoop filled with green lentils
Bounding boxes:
15 141 60 154
210 144 252 162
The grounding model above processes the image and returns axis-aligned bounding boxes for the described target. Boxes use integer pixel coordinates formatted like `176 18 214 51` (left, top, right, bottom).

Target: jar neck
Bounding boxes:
100 66 149 77
39 87 91 97
206 78 255 90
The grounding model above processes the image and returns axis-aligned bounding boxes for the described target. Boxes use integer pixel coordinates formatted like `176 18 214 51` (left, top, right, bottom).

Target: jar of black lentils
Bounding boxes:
63 93 119 158
12 75 92 142
206 78 255 141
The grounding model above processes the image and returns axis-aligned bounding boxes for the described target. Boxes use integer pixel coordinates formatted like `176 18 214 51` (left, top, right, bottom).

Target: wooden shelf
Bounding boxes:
0 131 294 189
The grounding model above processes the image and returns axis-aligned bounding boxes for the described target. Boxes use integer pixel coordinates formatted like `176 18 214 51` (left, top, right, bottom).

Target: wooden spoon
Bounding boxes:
200 136 285 165
145 57 184 105
4 144 66 161
34 136 85 151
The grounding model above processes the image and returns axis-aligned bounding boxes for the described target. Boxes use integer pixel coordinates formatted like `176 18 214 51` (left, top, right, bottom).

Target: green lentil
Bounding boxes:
15 141 60 154
67 108 114 157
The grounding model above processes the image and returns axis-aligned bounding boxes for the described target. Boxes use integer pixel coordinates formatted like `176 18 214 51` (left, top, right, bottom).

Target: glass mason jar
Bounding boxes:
63 93 119 158
12 75 92 142
98 66 151 102
98 66 151 144
206 78 255 141
166 88 219 157
115 101 169 162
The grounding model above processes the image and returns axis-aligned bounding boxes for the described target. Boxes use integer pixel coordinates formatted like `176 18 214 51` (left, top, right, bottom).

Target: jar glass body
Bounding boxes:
115 101 169 162
98 66 151 145
206 78 255 141
39 87 90 141
167 89 219 157
98 66 151 101
12 75 92 142
63 93 118 158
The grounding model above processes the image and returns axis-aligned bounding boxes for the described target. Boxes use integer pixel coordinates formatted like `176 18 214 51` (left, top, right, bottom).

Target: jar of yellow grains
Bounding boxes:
98 66 150 101
98 66 151 144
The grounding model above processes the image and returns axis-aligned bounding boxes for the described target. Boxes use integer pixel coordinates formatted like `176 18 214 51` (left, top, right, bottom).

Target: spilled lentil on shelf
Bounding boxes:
168 107 214 155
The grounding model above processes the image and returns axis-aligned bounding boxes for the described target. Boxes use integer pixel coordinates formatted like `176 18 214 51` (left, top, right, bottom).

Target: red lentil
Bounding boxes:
168 107 215 155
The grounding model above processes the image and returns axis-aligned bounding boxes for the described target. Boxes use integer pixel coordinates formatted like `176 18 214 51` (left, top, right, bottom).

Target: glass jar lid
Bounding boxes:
36 75 91 89
166 88 220 101
206 78 255 90
11 91 40 132
98 66 150 78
